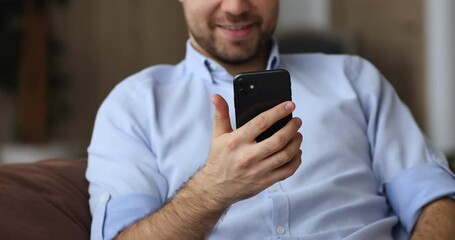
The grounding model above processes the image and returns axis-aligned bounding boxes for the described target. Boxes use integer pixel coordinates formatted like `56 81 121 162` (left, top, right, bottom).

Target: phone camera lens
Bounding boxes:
249 84 255 90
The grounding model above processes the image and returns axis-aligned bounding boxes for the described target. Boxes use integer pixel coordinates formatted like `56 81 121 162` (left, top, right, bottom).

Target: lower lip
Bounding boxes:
219 25 254 38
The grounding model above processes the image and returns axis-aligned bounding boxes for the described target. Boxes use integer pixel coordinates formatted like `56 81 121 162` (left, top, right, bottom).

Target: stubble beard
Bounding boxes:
189 15 275 65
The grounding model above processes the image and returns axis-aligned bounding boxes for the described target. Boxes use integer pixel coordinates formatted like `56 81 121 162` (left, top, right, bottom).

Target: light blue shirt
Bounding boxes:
87 41 455 240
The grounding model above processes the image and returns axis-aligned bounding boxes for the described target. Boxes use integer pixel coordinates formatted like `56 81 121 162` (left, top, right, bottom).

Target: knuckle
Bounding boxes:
281 158 301 180
297 132 304 143
252 115 268 131
254 179 267 189
285 168 296 178
226 137 240 150
279 175 288 182
234 160 249 170
234 153 254 170
270 134 287 148
274 152 291 167
281 150 293 162
289 158 301 174
248 168 261 179
240 152 255 164
238 129 250 140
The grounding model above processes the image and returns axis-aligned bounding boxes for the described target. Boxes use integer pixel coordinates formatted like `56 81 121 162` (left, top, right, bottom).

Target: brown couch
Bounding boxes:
1 157 453 240
0 159 91 239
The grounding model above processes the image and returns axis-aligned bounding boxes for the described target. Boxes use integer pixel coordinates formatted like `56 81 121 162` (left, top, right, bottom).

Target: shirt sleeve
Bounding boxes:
86 78 168 240
347 56 455 233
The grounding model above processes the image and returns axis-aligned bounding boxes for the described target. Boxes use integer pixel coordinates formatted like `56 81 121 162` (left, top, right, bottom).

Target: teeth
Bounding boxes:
224 25 248 30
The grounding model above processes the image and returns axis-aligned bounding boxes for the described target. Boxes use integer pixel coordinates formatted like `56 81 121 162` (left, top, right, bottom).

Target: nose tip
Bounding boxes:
221 0 251 15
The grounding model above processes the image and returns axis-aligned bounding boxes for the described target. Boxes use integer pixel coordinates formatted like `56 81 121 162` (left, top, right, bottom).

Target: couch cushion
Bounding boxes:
0 158 90 240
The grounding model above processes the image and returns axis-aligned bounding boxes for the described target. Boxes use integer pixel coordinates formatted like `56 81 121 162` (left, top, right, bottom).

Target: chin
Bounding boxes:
215 53 257 65
216 45 259 63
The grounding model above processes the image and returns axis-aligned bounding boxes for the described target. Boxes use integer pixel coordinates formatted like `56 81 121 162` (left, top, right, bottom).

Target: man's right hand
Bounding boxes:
117 94 303 240
196 94 303 208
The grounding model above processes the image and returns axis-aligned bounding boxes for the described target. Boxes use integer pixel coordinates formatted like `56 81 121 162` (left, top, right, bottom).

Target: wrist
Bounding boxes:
184 168 233 211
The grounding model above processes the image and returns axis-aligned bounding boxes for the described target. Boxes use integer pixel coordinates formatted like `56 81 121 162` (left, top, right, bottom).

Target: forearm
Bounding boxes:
411 197 455 240
116 171 229 240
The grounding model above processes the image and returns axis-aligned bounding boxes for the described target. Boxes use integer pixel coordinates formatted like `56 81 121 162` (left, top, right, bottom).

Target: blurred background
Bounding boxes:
0 0 454 164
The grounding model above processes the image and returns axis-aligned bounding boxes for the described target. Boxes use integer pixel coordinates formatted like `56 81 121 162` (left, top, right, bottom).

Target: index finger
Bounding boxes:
236 101 295 142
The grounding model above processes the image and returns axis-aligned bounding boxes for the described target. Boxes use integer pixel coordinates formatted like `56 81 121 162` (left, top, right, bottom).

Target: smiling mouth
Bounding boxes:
218 23 255 38
221 23 254 30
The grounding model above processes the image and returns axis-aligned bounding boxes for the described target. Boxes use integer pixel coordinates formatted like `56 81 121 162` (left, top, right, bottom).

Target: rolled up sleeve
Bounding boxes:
386 162 455 233
348 56 455 234
103 194 161 239
87 79 168 240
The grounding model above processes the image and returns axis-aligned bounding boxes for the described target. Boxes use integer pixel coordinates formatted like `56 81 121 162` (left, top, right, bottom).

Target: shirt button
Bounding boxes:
436 156 444 164
276 226 286 235
99 195 108 203
268 186 278 193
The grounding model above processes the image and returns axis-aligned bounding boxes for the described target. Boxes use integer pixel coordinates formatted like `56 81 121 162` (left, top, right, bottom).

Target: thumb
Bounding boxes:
211 94 233 138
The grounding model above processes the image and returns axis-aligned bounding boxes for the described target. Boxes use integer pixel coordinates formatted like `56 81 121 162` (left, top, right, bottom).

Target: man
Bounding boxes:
87 0 455 239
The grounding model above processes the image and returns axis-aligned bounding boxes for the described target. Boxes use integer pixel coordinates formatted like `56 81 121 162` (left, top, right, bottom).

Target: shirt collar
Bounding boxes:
184 39 280 83
267 39 280 70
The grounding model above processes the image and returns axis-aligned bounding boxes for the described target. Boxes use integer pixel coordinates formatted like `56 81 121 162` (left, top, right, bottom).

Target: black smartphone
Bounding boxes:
233 69 292 142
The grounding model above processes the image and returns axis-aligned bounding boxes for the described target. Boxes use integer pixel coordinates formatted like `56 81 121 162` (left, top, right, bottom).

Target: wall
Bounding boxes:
425 0 455 152
281 0 455 152
50 0 187 149
331 0 427 131
277 0 330 33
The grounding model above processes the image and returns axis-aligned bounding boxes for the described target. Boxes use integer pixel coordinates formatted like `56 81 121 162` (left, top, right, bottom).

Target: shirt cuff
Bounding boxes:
385 162 455 233
94 193 162 240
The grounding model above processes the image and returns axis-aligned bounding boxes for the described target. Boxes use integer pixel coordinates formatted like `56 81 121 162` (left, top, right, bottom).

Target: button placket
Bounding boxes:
269 183 290 237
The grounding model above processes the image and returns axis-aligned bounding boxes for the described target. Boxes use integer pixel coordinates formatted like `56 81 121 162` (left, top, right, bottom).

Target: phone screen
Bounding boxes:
233 69 292 142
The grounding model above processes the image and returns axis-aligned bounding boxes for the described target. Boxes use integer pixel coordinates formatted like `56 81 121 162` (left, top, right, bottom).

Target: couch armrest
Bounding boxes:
0 158 91 239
